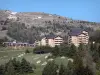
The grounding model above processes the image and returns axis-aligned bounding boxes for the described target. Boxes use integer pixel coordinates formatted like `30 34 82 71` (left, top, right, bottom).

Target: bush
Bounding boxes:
1 26 7 30
33 46 53 54
25 49 30 54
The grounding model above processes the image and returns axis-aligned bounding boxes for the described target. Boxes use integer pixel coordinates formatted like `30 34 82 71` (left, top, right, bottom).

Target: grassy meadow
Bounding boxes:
0 47 69 75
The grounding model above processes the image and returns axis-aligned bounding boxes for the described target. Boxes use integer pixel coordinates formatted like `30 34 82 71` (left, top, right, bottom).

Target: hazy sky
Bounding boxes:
0 0 100 22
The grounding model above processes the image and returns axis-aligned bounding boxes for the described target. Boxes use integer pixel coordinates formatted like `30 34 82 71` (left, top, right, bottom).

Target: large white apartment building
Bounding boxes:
35 35 63 47
68 28 89 46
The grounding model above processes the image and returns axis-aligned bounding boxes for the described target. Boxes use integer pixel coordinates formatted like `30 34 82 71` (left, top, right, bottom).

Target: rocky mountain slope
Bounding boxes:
0 10 100 42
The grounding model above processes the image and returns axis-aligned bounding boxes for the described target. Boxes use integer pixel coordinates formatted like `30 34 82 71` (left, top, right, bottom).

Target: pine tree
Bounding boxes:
73 55 85 75
84 66 93 75
0 65 5 75
5 61 16 75
78 43 86 57
42 61 58 75
66 61 73 75
69 44 77 57
11 58 21 74
20 58 33 74
98 45 100 57
59 64 66 75
52 46 60 56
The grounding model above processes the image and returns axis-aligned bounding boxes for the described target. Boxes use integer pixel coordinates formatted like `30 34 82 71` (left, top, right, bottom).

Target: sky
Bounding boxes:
0 0 100 22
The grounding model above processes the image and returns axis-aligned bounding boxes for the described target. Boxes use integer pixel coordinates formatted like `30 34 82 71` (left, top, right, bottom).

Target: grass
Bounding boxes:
0 48 69 75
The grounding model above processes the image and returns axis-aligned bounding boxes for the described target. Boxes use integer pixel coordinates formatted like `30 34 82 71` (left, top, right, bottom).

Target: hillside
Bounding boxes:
0 10 100 43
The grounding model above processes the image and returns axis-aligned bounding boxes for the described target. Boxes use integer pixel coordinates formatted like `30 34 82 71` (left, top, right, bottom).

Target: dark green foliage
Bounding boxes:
7 22 40 43
96 61 100 71
42 61 58 75
51 46 60 56
59 64 67 75
74 65 93 75
66 61 73 75
0 58 34 75
0 65 5 75
7 22 49 43
68 44 77 57
51 44 76 58
11 58 22 74
20 58 33 74
25 49 30 54
84 66 93 75
0 39 5 47
92 50 100 63
90 30 100 43
90 43 95 52
1 26 7 30
41 43 97 75
73 54 83 70
78 43 86 57
73 54 93 75
98 45 100 57
59 46 70 56
89 43 100 63
5 61 16 75
33 46 53 54
7 22 30 42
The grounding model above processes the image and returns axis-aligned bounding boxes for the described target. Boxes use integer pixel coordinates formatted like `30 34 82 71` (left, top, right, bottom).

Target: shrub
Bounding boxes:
25 49 30 54
33 46 53 54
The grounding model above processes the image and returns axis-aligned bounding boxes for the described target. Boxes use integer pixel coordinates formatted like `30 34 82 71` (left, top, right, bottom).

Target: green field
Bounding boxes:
0 49 69 75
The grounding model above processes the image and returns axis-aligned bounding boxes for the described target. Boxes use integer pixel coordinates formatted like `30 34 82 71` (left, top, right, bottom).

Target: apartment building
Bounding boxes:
68 28 89 46
35 35 63 47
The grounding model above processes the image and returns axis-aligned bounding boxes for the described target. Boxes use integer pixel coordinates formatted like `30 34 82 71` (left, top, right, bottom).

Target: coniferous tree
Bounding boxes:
60 45 70 57
20 58 33 74
5 61 16 75
78 43 86 57
59 64 69 75
74 44 95 75
52 46 60 56
42 61 58 75
0 65 5 75
69 44 77 57
84 66 93 75
98 45 100 57
66 61 73 75
73 54 85 75
59 64 65 75
11 58 21 74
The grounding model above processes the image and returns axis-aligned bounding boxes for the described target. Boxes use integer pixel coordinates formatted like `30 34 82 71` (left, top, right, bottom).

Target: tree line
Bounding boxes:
39 43 100 75
0 58 34 75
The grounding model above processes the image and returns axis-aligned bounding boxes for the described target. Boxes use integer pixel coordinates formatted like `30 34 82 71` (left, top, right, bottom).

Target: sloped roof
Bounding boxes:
69 28 84 36
43 34 63 39
45 34 56 39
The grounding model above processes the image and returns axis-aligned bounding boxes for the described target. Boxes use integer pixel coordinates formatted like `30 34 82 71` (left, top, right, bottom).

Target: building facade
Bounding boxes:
35 35 64 47
68 29 89 46
4 40 34 49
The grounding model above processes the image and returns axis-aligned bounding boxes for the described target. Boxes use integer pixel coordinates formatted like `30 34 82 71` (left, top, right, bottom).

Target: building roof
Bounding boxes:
44 34 62 39
69 28 84 36
45 34 56 39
